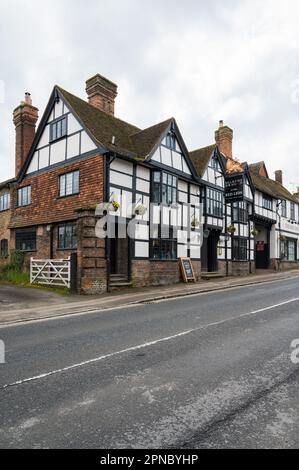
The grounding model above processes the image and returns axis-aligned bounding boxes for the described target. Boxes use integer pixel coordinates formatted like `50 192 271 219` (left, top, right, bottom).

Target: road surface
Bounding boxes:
0 277 298 448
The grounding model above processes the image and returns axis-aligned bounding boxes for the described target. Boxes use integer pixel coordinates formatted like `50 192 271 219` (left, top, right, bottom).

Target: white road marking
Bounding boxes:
1 275 299 329
1 297 299 390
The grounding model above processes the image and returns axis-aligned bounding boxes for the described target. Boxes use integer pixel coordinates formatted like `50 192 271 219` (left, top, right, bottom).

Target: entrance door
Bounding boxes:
207 230 220 272
110 219 129 277
255 224 270 269
256 241 269 269
201 229 220 272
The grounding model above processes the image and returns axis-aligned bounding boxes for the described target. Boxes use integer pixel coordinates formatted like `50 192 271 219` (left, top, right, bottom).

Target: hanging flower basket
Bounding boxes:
251 228 259 237
279 234 287 242
135 203 147 216
110 200 120 212
191 217 200 228
227 224 236 234
103 201 120 213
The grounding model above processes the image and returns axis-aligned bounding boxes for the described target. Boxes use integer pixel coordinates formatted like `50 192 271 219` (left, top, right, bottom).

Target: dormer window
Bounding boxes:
281 200 287 218
211 156 220 171
50 116 67 142
165 132 176 150
290 202 295 221
262 194 272 211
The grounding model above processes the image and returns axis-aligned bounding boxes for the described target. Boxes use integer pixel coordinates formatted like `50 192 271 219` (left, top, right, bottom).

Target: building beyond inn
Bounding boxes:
1 73 299 293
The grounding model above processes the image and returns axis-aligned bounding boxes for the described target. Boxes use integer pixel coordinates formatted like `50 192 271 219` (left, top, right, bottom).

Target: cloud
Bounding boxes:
1 0 299 189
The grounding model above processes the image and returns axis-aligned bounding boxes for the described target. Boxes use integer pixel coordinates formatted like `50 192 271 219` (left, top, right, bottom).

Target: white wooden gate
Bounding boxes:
30 257 71 288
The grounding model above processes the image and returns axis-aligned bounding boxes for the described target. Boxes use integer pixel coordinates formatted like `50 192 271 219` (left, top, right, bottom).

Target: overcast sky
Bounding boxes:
1 0 299 190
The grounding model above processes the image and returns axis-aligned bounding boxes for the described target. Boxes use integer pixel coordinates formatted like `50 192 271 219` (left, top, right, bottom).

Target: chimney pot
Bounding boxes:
275 170 283 185
86 73 118 115
24 92 32 105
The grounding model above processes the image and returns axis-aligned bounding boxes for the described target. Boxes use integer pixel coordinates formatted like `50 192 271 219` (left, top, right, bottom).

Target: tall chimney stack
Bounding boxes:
13 93 38 176
275 170 283 185
215 120 233 158
85 73 118 115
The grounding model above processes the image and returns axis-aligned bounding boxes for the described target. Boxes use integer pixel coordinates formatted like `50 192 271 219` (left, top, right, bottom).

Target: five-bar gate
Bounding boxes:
30 257 71 289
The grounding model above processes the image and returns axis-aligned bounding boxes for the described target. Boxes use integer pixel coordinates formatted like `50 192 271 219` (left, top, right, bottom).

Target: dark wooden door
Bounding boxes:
256 242 269 269
207 230 219 272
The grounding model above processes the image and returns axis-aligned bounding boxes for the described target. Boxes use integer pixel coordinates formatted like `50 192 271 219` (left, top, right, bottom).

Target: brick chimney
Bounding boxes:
13 93 38 176
275 170 283 185
85 73 118 115
215 120 233 158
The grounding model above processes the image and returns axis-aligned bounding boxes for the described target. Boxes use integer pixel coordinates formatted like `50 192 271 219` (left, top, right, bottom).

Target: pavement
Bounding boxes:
0 268 299 325
0 275 298 448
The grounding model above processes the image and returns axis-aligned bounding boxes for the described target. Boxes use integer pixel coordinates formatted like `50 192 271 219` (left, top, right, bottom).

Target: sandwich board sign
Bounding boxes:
179 257 196 283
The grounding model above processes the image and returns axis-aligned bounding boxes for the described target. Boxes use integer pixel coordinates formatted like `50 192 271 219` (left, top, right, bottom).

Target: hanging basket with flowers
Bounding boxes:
134 203 147 216
110 200 120 212
250 228 259 237
191 217 200 229
227 224 237 234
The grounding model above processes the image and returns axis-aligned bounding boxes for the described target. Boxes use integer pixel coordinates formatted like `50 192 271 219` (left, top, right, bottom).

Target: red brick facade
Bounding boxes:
10 154 104 229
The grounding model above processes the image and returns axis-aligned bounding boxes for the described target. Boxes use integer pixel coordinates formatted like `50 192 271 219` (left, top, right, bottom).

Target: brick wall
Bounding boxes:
10 154 104 228
218 260 255 277
131 259 201 287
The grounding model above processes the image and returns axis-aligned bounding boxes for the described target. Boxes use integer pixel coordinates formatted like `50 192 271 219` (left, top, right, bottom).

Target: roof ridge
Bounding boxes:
56 85 141 133
130 117 173 138
190 143 216 155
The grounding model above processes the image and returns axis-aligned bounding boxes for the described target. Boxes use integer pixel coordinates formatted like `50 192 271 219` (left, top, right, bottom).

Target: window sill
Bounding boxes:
57 248 77 251
16 204 31 209
149 258 178 262
56 193 80 200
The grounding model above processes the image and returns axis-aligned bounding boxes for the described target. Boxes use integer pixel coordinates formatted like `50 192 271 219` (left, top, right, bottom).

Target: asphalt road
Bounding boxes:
0 277 298 449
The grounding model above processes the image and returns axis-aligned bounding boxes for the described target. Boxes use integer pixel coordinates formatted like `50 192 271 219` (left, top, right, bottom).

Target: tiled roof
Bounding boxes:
189 144 216 177
249 165 298 203
0 177 16 189
58 87 173 160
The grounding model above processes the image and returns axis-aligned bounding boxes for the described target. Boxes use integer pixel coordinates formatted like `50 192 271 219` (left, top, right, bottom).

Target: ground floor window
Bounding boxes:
232 237 247 261
281 238 297 261
58 224 77 250
0 239 8 258
151 227 177 260
15 230 36 251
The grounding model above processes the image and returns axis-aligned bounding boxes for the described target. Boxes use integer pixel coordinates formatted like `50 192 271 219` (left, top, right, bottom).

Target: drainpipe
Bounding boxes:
104 153 111 292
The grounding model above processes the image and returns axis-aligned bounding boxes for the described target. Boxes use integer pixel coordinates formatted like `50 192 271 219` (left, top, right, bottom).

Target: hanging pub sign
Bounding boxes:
225 174 244 203
179 257 196 283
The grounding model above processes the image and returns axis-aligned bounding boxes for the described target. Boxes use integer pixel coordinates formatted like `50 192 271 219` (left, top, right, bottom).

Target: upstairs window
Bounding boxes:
232 201 248 224
290 202 295 221
210 156 220 171
0 192 10 212
15 229 36 251
50 117 67 142
17 186 31 207
165 132 176 150
206 187 223 217
262 194 272 210
59 170 80 197
152 171 177 205
281 200 287 218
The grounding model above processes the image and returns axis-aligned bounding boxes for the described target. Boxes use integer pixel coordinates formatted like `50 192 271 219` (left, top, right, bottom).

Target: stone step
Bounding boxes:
201 272 224 280
110 281 133 290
